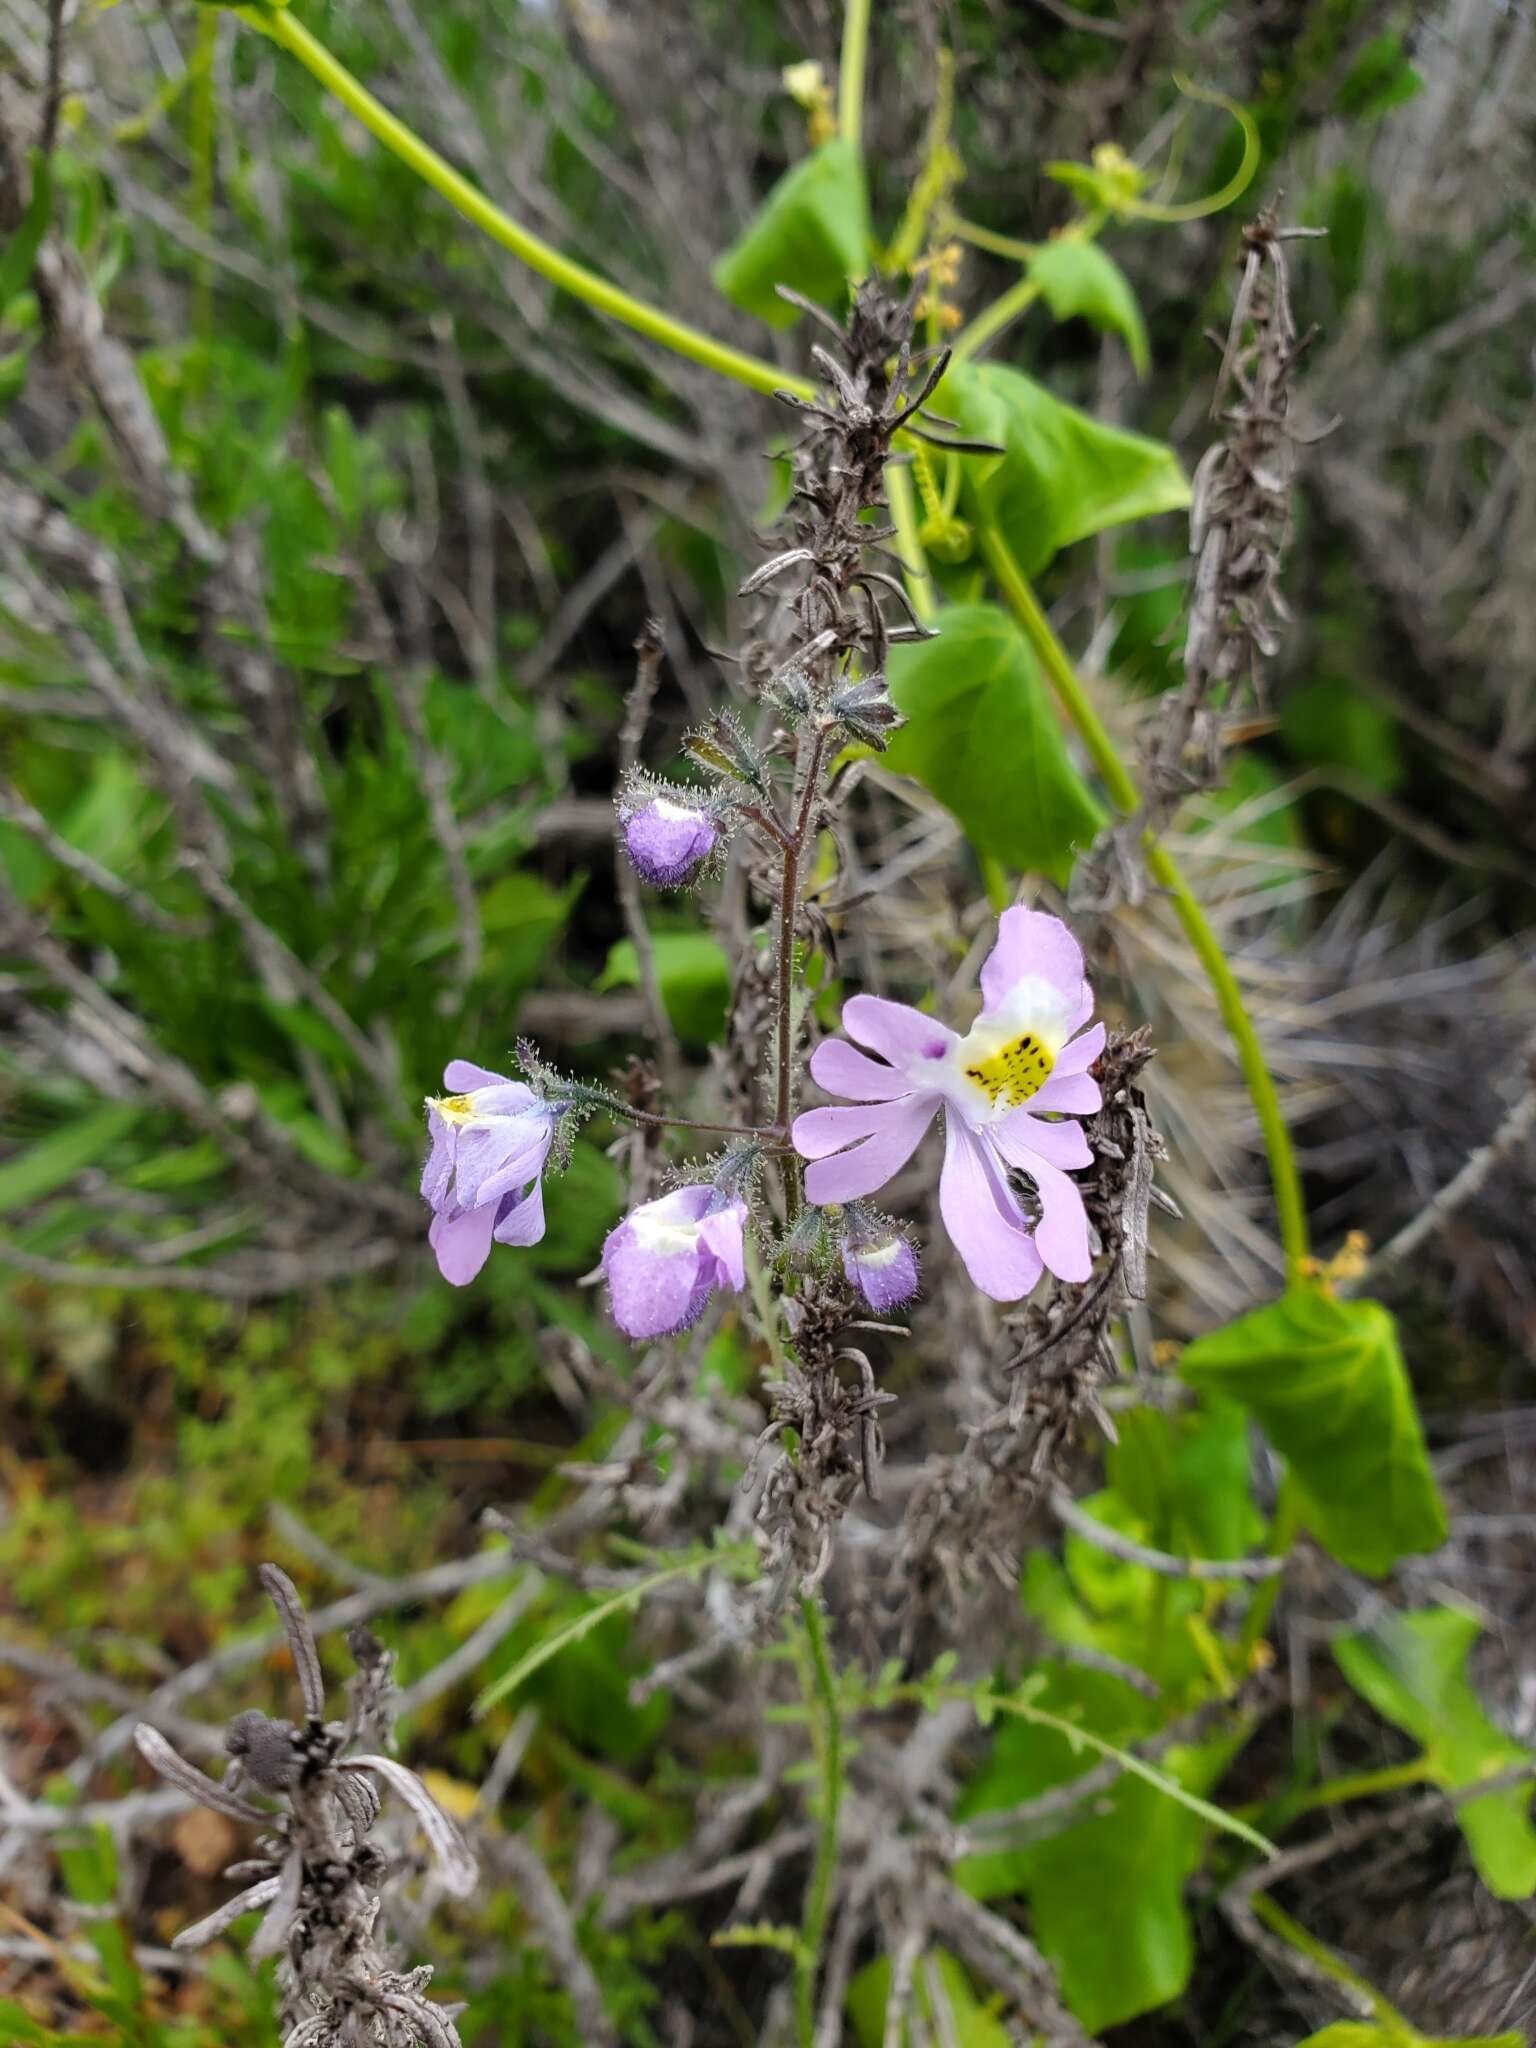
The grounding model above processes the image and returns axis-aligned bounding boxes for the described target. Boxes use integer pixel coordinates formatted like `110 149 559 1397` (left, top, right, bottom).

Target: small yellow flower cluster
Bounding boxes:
782 60 836 148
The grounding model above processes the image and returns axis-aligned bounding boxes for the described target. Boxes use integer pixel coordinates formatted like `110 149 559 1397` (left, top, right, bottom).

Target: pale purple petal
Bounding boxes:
843 994 956 1068
698 1202 747 1292
444 1060 513 1093
809 1037 911 1103
843 1234 919 1312
1022 1152 1093 1281
451 1115 553 1211
979 908 1086 1019
1053 1021 1106 1078
449 1081 537 1118
793 1101 919 1161
492 1178 546 1248
938 1119 1043 1302
637 1184 715 1228
601 1223 700 1339
429 1202 498 1287
1029 1070 1102 1116
992 1111 1093 1172
421 1112 453 1208
802 1093 937 1205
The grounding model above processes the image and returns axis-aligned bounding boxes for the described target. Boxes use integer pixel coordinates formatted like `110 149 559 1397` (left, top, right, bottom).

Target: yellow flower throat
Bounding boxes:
963 1031 1055 1109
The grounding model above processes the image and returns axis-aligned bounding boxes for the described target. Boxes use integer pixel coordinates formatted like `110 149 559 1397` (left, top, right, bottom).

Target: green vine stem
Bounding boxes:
233 5 813 403
978 522 1312 1279
837 0 873 154
1249 1896 1411 2033
796 1594 844 2048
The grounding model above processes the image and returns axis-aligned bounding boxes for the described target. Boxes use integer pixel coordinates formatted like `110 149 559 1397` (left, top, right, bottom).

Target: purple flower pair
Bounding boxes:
420 1061 556 1286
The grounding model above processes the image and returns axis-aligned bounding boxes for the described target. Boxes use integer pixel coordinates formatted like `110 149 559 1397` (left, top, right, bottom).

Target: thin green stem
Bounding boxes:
188 10 218 358
885 462 937 624
1249 1896 1411 2032
948 276 1040 366
837 0 873 155
978 522 1311 1277
1236 1474 1299 1667
234 6 812 402
796 1594 844 2048
1285 1758 1432 1817
945 215 1038 264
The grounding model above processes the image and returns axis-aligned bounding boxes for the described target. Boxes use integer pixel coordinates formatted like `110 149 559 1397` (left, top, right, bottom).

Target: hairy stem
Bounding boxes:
978 522 1312 1278
609 1105 784 1145
235 6 812 402
796 1594 843 2048
775 725 832 1219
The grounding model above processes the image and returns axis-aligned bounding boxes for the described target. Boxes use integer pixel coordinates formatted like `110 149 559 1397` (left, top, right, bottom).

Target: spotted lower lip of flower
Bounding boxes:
621 796 717 888
791 908 1104 1303
421 1060 556 1286
601 1184 747 1340
842 1228 919 1313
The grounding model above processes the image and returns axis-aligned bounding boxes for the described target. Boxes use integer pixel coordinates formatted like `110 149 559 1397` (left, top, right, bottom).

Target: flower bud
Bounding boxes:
842 1227 919 1312
621 796 717 888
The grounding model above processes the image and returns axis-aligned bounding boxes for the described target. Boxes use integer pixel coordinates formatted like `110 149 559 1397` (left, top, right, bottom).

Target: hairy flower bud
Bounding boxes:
842 1226 920 1312
621 796 717 887
601 1185 747 1340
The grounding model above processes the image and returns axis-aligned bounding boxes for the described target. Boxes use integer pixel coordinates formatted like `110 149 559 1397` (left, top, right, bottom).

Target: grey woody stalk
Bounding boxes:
135 1566 474 2048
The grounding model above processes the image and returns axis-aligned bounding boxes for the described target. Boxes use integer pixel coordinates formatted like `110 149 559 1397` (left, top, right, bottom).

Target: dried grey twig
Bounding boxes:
134 1566 474 2048
1077 210 1322 910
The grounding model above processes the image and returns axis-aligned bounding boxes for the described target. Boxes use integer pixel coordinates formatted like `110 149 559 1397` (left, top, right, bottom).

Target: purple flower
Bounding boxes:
421 1060 556 1286
621 796 717 887
842 1227 919 1312
600 1184 747 1340
792 908 1102 1303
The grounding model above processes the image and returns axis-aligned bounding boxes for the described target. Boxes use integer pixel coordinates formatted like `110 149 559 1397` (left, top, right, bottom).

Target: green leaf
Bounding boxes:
712 138 868 327
0 154 53 307
474 1541 754 1718
0 1103 139 1214
1028 239 1149 376
884 603 1102 884
1335 1607 1536 1900
848 1951 1012 2048
599 931 730 1044
1281 678 1404 794
956 1664 1252 2031
1335 33 1423 121
1179 1287 1447 1576
940 362 1189 576
476 870 582 994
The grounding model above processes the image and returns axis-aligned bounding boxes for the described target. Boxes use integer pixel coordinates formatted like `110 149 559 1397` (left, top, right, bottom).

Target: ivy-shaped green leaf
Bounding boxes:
1335 1607 1536 1901
1028 239 1149 375
1179 1287 1447 1576
955 1664 1249 2032
940 362 1189 576
712 138 868 327
884 602 1102 884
